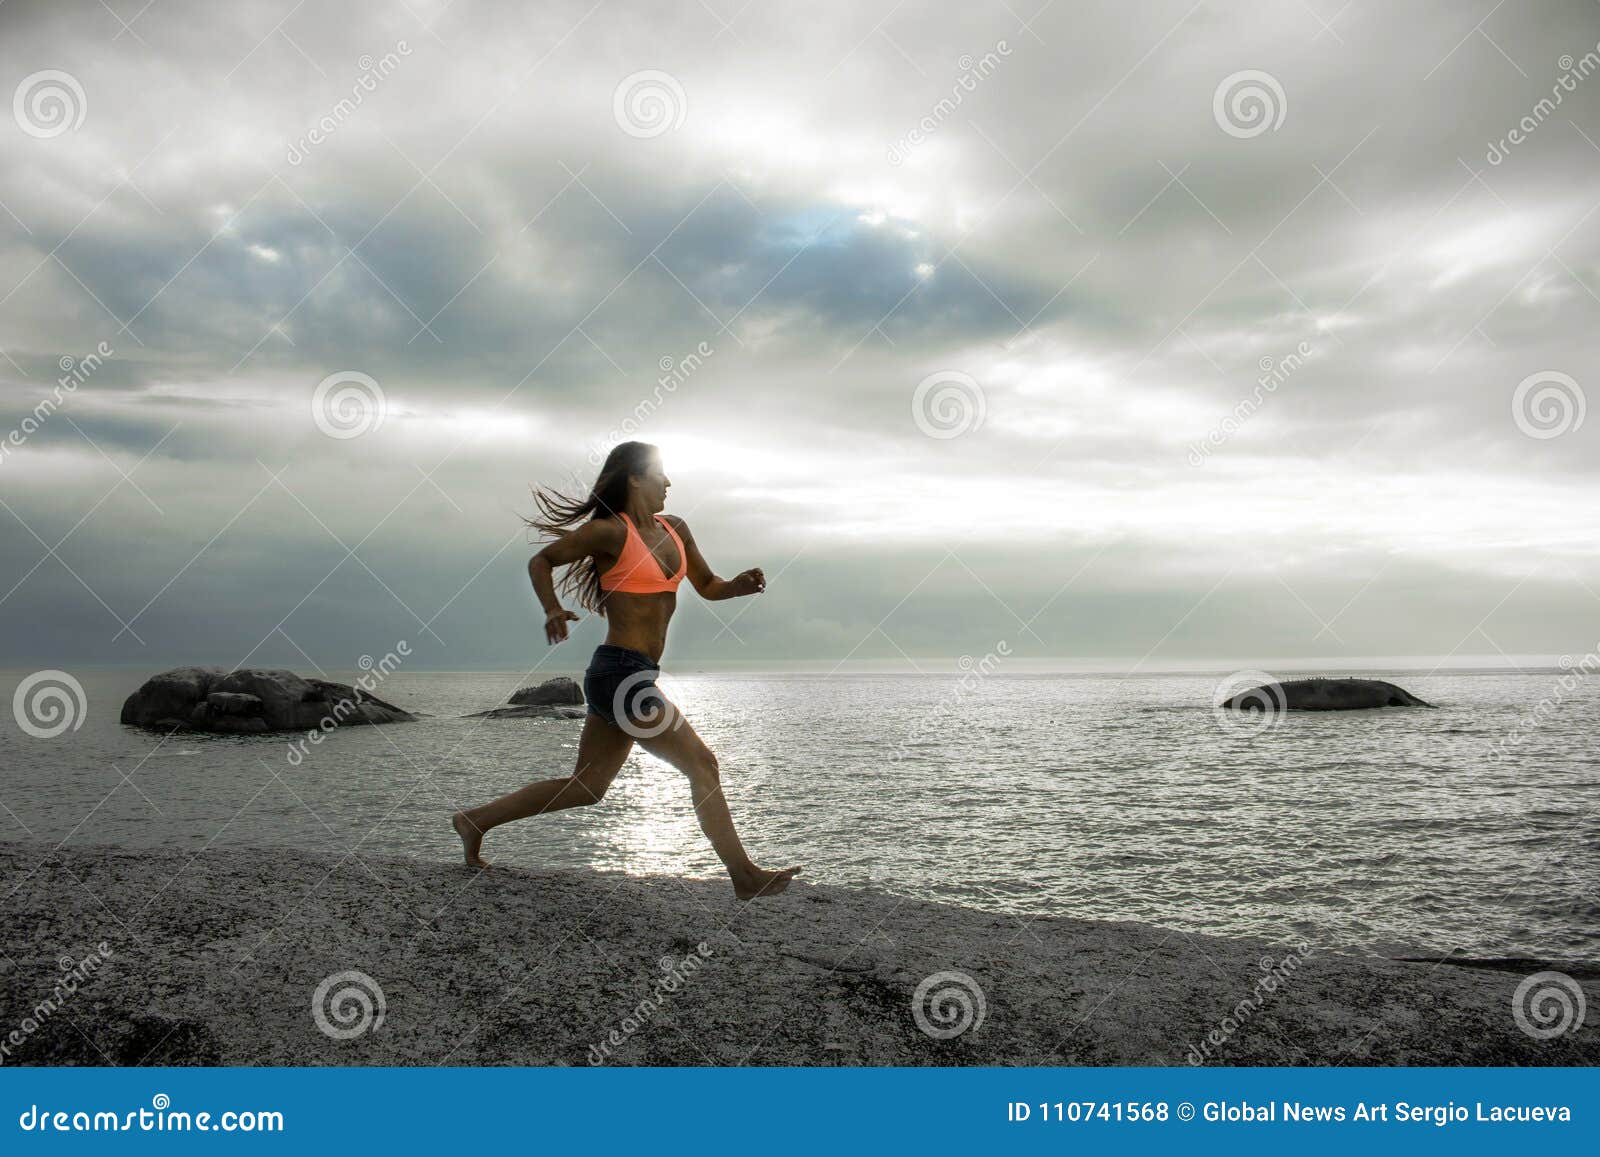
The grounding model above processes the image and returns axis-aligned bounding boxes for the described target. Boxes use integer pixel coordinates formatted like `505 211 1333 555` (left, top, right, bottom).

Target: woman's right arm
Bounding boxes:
529 519 620 644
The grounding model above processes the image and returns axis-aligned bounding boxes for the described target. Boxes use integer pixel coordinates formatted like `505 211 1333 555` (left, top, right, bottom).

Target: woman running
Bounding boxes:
451 441 802 900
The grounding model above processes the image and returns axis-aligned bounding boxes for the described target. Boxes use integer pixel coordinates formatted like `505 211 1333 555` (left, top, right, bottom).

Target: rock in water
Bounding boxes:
465 704 587 720
120 667 416 733
1223 677 1435 711
507 676 584 706
468 675 588 717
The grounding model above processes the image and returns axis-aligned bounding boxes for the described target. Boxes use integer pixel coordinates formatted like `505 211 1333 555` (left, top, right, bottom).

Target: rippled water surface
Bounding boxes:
3 667 1596 958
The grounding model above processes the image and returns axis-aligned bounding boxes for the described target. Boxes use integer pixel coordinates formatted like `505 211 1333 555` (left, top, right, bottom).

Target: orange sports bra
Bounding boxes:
598 513 687 594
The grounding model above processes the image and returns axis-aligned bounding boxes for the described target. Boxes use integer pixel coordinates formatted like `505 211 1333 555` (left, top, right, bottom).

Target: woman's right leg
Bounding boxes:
632 698 801 900
451 714 635 868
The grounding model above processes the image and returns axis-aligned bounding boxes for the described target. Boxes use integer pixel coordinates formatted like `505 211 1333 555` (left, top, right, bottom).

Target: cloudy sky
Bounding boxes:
1 0 1597 672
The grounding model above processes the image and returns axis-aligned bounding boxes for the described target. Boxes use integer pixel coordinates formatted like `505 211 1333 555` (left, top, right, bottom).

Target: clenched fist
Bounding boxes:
728 568 766 596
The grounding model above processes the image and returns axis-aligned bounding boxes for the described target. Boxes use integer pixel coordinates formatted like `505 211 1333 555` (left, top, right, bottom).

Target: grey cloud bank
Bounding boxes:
1 0 1597 669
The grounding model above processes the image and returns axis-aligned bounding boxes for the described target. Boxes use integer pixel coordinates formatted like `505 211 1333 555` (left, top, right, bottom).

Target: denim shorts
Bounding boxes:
584 644 667 728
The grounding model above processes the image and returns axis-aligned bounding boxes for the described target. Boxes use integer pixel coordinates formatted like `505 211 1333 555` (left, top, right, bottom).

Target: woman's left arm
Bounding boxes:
666 515 766 600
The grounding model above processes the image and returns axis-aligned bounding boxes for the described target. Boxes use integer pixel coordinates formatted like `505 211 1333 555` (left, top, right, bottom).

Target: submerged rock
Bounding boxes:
120 667 416 733
465 704 587 720
1223 676 1435 711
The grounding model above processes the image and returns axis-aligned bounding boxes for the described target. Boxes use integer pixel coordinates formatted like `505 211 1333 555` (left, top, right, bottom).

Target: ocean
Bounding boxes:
2 665 1595 960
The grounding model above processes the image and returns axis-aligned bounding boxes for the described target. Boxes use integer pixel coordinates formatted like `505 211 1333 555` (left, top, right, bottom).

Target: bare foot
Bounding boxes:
451 811 491 869
734 864 802 900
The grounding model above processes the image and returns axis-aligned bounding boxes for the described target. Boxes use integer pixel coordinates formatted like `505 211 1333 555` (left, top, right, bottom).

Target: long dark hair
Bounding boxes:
526 441 659 615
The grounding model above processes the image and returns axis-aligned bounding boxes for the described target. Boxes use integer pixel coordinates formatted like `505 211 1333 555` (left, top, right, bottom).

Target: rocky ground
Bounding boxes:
1 839 1594 1066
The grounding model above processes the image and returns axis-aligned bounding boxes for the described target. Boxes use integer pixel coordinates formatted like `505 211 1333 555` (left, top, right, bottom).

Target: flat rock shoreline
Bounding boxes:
1 840 1594 1067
